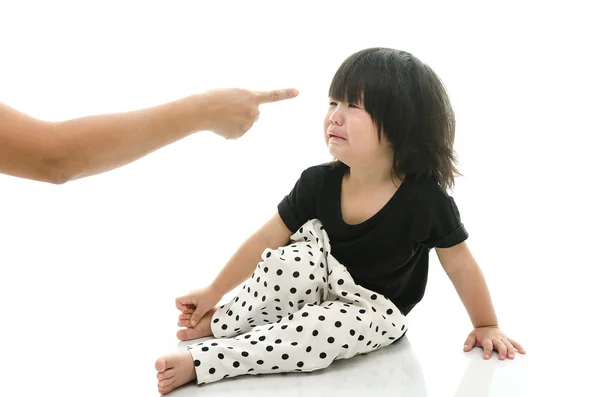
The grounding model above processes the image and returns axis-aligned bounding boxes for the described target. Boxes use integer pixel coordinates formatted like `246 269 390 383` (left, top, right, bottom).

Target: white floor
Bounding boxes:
1 253 593 397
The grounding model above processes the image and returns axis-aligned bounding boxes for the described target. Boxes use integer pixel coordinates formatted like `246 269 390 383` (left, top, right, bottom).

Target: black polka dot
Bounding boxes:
209 368 216 374
340 309 347 314
371 294 377 300
254 291 258 298
350 329 356 336
194 360 201 366
358 335 365 341
202 347 209 352
342 344 349 349
266 345 274 352
248 305 253 311
242 301 246 307
244 335 251 339
282 325 288 330
251 340 258 344
257 360 264 365
233 361 240 368
296 325 303 332
309 274 315 280
242 351 249 357
213 318 219 323
218 353 224 359
259 336 266 341
277 269 283 276
313 330 319 336
291 342 298 346
337 279 344 285
282 354 289 360
248 368 254 372
335 321 342 328
295 257 301 262
288 314 294 321
359 309 366 314
293 271 300 278
272 366 279 370
356 316 362 321
328 337 335 343
306 346 312 352
262 296 267 301
302 312 309 317
266 252 271 258
319 353 327 359
297 361 304 367
289 301 294 307
290 288 297 294
318 315 325 321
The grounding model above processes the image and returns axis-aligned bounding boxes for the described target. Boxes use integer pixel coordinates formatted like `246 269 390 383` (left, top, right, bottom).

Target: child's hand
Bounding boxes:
175 286 223 328
463 326 526 360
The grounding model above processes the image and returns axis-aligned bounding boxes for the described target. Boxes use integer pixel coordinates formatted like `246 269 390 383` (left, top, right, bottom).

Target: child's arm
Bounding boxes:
210 213 293 297
435 241 525 360
435 242 498 327
178 213 293 330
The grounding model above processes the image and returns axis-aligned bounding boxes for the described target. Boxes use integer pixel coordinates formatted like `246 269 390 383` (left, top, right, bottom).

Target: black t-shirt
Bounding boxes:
277 162 468 315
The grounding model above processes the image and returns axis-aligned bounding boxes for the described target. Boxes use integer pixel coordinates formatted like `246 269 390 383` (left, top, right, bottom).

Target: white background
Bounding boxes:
0 1 598 396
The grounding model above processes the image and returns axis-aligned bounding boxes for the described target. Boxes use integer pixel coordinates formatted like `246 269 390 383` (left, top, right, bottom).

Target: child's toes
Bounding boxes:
157 368 175 380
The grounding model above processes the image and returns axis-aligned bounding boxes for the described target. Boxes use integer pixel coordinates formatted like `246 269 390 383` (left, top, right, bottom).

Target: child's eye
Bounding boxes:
329 101 337 106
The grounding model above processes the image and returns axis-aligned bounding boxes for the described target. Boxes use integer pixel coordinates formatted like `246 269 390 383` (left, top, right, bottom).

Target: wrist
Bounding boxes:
208 282 226 298
475 324 498 328
190 93 213 132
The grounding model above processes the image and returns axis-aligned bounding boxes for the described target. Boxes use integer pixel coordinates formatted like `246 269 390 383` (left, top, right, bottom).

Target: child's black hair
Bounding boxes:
329 48 460 190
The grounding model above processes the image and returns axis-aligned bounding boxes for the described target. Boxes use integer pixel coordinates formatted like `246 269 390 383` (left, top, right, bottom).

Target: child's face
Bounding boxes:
324 98 391 166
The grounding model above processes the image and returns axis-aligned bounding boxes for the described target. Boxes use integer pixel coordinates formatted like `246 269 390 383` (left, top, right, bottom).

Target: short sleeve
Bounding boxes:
277 166 324 233
413 183 469 249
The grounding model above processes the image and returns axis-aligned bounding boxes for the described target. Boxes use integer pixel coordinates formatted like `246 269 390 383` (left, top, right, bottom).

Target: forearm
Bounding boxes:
209 214 293 297
448 261 498 328
52 94 209 182
210 230 274 297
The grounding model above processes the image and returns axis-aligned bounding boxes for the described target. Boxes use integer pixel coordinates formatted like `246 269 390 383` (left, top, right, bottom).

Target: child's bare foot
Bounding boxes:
155 351 196 395
177 307 216 341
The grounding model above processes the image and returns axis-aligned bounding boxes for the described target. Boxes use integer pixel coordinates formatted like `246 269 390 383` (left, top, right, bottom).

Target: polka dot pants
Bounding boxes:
187 219 408 386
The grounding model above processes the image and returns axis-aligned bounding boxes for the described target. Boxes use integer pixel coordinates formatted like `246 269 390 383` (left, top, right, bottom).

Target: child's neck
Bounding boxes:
344 156 403 189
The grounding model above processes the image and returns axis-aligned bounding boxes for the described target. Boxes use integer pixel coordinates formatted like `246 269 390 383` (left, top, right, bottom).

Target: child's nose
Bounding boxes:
329 108 344 126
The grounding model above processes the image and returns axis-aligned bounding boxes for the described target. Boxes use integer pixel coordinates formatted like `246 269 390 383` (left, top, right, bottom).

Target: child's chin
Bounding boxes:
327 146 346 161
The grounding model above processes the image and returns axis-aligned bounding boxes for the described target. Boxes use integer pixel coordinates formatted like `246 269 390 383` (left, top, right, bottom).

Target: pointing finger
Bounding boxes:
255 88 299 104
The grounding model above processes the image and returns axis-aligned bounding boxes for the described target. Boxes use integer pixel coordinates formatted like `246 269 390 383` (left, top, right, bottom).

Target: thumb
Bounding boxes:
463 332 477 351
189 307 205 327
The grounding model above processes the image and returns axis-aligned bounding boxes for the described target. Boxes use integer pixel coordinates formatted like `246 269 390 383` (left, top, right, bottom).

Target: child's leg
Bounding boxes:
186 251 407 387
209 221 331 339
